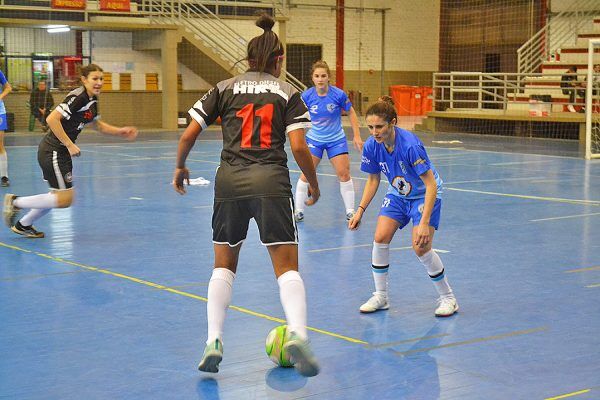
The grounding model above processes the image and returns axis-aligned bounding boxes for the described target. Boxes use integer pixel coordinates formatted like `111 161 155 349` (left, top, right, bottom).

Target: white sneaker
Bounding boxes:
359 293 389 313
435 296 459 317
294 211 304 222
345 210 355 221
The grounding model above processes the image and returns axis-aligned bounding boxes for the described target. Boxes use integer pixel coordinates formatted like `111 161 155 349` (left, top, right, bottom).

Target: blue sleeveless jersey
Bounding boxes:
360 126 443 199
301 86 352 143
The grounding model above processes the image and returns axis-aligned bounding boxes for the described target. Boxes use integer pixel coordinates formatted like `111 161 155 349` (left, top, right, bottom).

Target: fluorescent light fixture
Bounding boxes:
47 25 70 33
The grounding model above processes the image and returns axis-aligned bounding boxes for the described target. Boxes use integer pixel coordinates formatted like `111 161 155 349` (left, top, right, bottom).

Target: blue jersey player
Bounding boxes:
294 60 362 222
0 69 13 187
348 96 458 317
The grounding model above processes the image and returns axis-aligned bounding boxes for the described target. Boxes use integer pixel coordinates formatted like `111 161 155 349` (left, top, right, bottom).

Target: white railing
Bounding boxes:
140 0 305 91
433 71 597 112
517 0 600 74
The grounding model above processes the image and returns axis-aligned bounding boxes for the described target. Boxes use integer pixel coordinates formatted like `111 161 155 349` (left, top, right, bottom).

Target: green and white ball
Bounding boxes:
265 325 294 367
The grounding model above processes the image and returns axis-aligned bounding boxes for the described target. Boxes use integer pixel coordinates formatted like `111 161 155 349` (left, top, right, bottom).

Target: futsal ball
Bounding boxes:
265 325 294 367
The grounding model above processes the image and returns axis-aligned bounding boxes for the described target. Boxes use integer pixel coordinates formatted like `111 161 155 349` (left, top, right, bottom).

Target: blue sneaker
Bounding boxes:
198 338 223 373
283 332 320 377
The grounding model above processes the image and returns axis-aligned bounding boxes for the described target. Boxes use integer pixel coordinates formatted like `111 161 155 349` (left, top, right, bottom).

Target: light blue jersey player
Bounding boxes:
0 69 13 186
349 97 458 318
294 60 363 222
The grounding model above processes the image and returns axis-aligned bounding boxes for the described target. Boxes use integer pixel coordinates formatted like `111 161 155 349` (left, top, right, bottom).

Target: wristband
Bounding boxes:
358 205 366 212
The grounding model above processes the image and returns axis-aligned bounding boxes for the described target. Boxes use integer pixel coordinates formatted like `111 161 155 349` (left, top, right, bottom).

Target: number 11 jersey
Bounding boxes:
189 71 311 200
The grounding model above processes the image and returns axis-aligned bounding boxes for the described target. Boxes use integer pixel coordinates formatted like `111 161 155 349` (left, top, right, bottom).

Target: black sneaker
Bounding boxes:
11 221 45 238
0 176 9 187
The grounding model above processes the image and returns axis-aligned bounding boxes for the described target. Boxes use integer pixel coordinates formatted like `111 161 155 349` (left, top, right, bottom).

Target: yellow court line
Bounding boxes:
585 283 600 288
565 265 600 273
545 389 591 400
1 242 367 345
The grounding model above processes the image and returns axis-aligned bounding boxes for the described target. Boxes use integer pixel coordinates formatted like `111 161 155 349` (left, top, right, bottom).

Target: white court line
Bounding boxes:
308 244 449 253
129 197 144 200
444 177 540 185
446 187 600 206
489 160 553 166
585 283 600 288
530 212 600 222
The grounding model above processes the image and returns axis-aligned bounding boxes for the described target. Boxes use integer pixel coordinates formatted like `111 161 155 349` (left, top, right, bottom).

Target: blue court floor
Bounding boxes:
0 129 598 400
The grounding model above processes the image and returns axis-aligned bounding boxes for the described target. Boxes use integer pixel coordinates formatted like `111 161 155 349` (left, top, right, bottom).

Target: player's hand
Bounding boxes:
67 143 81 157
173 167 190 195
414 223 431 247
348 208 363 230
120 126 138 141
305 184 320 206
353 136 364 152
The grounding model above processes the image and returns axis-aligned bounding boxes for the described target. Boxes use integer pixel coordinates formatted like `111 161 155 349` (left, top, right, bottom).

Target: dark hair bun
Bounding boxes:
378 95 396 108
256 13 275 32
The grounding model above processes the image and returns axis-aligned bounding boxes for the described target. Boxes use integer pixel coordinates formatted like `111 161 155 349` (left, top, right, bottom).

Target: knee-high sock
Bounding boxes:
13 193 58 209
294 179 309 213
206 268 236 344
19 208 51 227
372 242 390 296
278 270 308 340
0 150 7 178
417 250 453 298
339 179 355 213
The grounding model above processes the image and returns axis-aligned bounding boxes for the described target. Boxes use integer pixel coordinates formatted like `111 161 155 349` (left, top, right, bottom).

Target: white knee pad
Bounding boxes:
372 242 390 267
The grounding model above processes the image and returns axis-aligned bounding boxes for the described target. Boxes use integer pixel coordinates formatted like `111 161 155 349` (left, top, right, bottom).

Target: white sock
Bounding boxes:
206 268 236 345
294 179 309 213
277 270 308 340
0 151 7 178
339 179 355 213
372 242 389 297
13 193 58 209
417 250 453 298
19 208 51 227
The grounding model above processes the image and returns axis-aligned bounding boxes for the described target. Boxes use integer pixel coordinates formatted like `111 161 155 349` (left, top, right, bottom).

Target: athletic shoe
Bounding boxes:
0 176 9 187
284 332 320 377
359 292 389 313
435 296 459 317
294 211 304 222
346 210 355 221
198 338 223 373
11 221 44 238
3 193 20 228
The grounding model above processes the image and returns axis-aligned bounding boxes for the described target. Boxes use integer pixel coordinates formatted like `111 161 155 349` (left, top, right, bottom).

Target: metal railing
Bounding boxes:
517 0 600 74
433 71 598 112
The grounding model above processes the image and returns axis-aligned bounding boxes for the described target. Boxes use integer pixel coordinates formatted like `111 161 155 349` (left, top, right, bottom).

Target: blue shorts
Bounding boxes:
306 136 349 159
378 194 442 230
0 114 7 130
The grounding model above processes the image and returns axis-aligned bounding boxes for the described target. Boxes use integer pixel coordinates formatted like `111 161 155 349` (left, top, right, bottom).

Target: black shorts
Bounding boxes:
38 145 73 190
212 197 298 246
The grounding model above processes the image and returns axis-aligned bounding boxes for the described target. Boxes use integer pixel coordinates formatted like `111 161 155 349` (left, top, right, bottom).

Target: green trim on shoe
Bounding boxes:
198 338 223 373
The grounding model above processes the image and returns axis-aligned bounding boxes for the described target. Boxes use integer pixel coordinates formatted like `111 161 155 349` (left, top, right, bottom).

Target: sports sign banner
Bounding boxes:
51 0 85 9
100 0 130 12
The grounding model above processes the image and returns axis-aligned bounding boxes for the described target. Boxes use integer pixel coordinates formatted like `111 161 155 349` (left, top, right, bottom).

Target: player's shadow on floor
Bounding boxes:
196 377 221 400
265 366 308 392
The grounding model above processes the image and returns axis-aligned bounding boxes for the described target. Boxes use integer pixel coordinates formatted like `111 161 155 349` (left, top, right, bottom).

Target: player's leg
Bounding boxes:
410 198 458 317
0 126 8 186
257 197 319 377
198 200 250 372
294 137 323 221
329 153 354 220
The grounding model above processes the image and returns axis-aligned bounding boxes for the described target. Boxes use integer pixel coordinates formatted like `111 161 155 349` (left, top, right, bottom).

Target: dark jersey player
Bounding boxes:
173 14 321 377
3 64 137 238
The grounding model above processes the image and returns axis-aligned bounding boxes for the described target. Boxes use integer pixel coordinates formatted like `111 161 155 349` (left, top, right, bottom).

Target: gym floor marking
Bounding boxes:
545 388 592 400
308 244 449 253
367 333 451 349
564 265 600 273
390 327 548 356
445 187 600 206
0 240 366 345
530 213 600 222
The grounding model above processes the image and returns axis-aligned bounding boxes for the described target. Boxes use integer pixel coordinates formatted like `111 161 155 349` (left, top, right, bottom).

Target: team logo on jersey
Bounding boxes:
310 105 318 114
64 172 73 183
361 155 371 164
83 110 93 120
391 176 411 196
327 103 336 112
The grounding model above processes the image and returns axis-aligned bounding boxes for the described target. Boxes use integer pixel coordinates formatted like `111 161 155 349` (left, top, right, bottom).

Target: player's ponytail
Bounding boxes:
247 13 284 73
366 96 397 124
